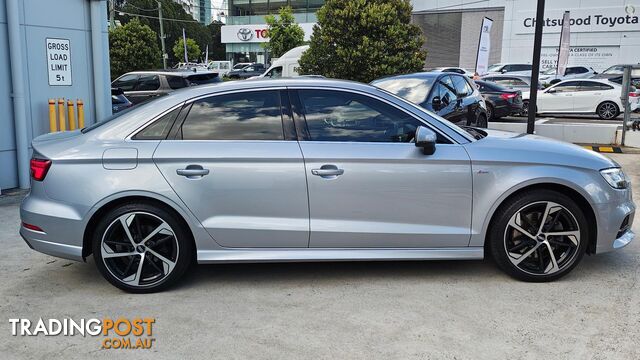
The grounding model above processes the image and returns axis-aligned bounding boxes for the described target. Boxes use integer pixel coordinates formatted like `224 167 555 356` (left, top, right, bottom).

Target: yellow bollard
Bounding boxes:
76 99 84 129
67 99 76 130
57 98 66 131
77 99 85 129
48 99 57 132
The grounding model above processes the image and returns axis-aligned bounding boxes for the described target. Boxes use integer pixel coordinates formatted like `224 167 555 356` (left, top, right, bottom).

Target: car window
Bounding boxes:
579 81 613 91
551 81 580 93
451 75 471 97
180 90 284 141
186 73 220 85
434 76 457 106
112 95 126 104
298 89 424 143
514 64 532 71
113 74 138 91
265 66 283 78
135 75 160 91
167 76 188 90
134 107 182 140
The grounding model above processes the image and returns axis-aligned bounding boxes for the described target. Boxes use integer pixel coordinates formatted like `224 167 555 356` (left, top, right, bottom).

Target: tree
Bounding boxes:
173 37 201 62
109 19 161 78
115 0 213 65
298 0 426 83
262 6 305 58
207 20 227 60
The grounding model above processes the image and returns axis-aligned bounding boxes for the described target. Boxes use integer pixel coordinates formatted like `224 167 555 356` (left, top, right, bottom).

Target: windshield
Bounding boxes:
487 64 503 72
371 77 436 105
602 65 624 74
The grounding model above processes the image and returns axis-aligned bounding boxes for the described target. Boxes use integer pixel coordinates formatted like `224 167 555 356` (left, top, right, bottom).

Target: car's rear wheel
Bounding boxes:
597 101 619 120
92 203 193 293
486 104 494 121
488 190 588 282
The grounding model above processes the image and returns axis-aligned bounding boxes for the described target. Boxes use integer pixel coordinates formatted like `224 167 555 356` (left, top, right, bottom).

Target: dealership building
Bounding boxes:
222 0 323 64
411 0 640 72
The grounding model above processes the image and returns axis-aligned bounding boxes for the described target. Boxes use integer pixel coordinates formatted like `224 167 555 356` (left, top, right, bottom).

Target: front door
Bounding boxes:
292 89 473 248
539 81 579 112
154 89 309 248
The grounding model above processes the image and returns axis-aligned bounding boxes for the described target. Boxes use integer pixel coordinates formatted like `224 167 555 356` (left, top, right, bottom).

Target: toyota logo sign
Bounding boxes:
237 28 254 41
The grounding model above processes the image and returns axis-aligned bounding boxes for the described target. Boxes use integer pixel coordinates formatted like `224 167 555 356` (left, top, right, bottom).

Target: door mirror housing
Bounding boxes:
431 96 442 110
501 68 508 73
415 126 437 155
546 87 556 93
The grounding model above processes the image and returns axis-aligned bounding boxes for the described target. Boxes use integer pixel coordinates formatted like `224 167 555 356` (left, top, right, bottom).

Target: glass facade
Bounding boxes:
225 0 323 65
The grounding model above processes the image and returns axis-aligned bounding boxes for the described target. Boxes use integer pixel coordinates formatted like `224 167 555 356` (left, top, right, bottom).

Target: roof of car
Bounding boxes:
553 78 619 86
121 70 218 77
372 71 461 83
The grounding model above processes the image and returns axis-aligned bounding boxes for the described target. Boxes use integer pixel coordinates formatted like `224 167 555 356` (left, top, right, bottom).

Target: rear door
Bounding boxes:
573 81 610 112
153 89 310 248
292 88 473 248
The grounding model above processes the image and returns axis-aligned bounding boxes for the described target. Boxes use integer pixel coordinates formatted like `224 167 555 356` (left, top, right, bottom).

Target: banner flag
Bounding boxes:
557 11 571 76
475 17 493 75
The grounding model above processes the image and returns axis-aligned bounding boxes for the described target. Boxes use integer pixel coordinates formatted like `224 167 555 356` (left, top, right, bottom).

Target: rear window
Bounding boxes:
186 73 221 86
372 77 436 105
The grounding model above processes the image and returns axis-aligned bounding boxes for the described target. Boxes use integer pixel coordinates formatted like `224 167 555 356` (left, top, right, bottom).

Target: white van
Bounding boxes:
252 45 309 79
207 61 232 76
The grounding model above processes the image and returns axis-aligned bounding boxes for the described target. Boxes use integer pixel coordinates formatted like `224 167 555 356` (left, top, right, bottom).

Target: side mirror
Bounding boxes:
546 88 556 93
431 96 442 110
501 68 508 73
415 126 437 155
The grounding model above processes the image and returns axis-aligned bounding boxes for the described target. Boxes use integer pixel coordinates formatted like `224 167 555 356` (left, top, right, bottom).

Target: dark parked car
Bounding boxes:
226 63 266 79
372 72 488 127
111 70 221 104
474 80 523 120
111 87 133 113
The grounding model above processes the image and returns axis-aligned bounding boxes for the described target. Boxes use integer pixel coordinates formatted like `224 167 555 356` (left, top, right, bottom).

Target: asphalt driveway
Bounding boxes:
0 153 638 359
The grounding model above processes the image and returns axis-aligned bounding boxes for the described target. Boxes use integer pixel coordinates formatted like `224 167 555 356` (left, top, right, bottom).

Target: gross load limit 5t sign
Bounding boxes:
46 38 72 86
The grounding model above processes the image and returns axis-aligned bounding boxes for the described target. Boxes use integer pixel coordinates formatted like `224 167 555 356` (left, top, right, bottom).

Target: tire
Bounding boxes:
597 101 619 120
486 104 494 121
472 113 488 128
92 202 193 293
487 190 589 282
520 100 529 117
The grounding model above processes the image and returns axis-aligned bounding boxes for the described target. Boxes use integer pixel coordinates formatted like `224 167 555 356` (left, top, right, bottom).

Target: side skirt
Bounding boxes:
197 247 484 264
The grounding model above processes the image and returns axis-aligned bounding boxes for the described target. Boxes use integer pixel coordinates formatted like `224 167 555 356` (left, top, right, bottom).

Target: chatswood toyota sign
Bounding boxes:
221 23 316 43
514 5 639 34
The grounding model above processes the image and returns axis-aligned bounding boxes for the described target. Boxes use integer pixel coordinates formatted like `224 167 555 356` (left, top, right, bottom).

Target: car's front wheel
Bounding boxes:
488 190 589 282
92 203 193 293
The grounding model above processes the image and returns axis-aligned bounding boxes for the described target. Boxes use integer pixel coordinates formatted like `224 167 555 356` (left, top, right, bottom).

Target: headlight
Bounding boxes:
600 168 627 189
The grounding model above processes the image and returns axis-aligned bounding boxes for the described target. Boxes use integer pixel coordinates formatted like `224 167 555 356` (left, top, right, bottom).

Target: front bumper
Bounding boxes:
594 198 635 254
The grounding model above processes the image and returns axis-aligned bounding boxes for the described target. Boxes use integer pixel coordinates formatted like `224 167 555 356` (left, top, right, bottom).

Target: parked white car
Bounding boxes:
538 66 597 86
485 63 533 76
521 79 639 120
207 61 232 76
250 45 309 80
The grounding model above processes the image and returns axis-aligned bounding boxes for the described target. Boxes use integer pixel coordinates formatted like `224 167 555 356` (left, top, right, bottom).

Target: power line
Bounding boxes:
124 3 159 12
117 9 200 23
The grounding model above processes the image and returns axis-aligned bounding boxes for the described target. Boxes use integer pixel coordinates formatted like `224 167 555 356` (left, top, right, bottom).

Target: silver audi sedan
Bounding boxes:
20 79 635 292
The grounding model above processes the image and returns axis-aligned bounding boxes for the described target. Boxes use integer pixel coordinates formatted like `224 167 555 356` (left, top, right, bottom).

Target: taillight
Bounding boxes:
500 93 518 100
629 92 639 98
30 158 51 181
22 222 44 232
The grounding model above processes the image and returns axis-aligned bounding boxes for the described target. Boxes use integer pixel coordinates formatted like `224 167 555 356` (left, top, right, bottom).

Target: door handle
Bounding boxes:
311 165 344 178
177 165 210 178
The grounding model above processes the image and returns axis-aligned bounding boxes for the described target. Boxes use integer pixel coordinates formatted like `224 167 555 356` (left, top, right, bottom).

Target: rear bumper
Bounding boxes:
20 192 87 262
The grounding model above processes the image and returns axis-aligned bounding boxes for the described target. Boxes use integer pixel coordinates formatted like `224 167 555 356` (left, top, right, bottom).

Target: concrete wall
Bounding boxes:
0 0 108 190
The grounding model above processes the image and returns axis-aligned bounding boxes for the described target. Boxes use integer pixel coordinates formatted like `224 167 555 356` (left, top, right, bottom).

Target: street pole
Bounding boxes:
109 0 115 29
158 1 167 69
526 0 545 134
620 66 631 146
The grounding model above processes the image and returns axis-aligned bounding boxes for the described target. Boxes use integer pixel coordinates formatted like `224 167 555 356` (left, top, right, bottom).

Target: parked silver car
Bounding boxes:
20 79 635 292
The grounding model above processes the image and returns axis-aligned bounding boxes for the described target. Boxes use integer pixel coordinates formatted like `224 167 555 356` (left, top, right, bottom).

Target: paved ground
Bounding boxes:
1 154 639 359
